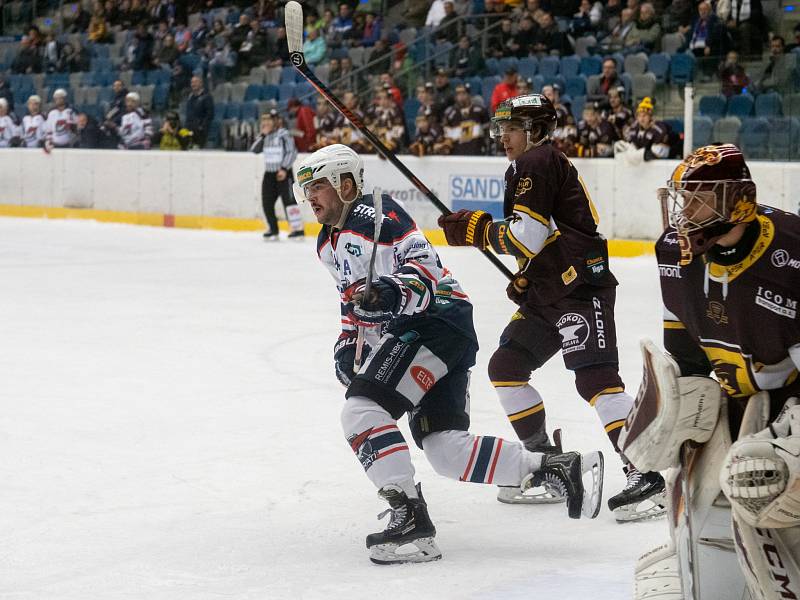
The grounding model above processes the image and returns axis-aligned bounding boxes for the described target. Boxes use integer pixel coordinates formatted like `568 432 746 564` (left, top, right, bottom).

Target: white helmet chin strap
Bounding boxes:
333 187 361 230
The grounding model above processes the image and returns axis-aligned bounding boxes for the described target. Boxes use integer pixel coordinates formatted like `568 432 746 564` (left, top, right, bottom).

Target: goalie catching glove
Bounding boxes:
437 210 493 249
720 401 800 529
343 274 432 327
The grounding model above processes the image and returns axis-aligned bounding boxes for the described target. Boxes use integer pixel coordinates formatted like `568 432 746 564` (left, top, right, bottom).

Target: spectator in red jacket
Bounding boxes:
287 98 316 152
490 66 518 112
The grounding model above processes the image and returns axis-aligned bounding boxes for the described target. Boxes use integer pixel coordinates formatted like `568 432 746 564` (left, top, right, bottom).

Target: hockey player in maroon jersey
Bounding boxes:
438 94 665 521
295 144 604 564
620 144 800 599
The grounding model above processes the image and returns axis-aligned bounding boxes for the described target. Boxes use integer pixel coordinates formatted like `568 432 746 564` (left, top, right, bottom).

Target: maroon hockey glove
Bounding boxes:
438 210 492 249
506 275 530 305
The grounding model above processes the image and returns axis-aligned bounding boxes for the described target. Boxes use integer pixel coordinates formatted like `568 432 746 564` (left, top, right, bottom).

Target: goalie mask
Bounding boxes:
664 144 757 265
490 94 557 147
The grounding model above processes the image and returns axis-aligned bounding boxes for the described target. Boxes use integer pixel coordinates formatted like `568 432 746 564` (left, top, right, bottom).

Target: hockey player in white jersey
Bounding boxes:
0 98 20 147
297 144 604 565
21 95 46 148
116 92 152 150
44 89 76 149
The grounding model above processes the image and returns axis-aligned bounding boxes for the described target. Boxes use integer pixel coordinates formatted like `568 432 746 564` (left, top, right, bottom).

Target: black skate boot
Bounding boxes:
607 466 667 523
498 429 566 504
366 483 442 565
522 450 605 519
287 229 304 239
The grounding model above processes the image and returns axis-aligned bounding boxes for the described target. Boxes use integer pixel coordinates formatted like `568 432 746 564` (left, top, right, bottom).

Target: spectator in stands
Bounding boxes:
718 51 751 97
623 96 672 160
350 12 367 45
338 91 370 152
490 66 518 112
312 97 338 150
367 88 405 152
532 12 568 55
12 37 41 74
155 111 193 150
173 21 192 53
255 0 277 25
229 13 251 53
185 75 214 148
663 0 692 33
426 0 448 27
419 82 442 119
410 108 451 156
510 15 537 58
366 37 392 75
756 36 795 95
65 41 91 73
106 80 129 126
0 76 14 113
718 0 765 59
302 26 327 67
192 18 210 49
129 0 147 26
433 68 454 109
438 1 461 43
443 83 488 155
599 7 634 52
542 83 574 128
0 99 21 148
451 34 486 78
380 73 403 105
570 0 596 39
361 13 382 47
587 58 621 102
787 24 800 52
487 18 514 59
599 0 623 33
88 8 110 43
517 77 533 95
70 4 92 33
132 22 155 70
43 33 63 73
685 1 729 79
575 103 617 157
625 2 661 52
75 111 115 149
206 39 235 85
287 98 316 152
154 21 170 51
604 86 633 138
333 3 354 45
239 18 271 73
210 19 228 43
44 89 77 149
154 33 179 68
21 95 46 148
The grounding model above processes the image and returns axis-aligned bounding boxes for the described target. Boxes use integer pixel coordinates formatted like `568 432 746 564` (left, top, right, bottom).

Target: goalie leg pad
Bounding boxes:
634 541 684 600
619 339 722 472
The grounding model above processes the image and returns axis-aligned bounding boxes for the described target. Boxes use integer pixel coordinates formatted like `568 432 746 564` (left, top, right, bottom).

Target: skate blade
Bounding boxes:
613 492 667 523
497 486 565 505
369 537 442 565
581 451 604 519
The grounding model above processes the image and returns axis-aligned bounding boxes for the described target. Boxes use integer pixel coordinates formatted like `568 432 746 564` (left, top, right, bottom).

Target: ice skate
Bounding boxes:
520 449 604 519
366 483 442 565
608 467 667 523
262 230 279 242
497 429 567 504
287 229 305 240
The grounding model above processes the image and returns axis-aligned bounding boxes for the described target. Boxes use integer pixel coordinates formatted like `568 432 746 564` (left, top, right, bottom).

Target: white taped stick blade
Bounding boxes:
285 1 304 54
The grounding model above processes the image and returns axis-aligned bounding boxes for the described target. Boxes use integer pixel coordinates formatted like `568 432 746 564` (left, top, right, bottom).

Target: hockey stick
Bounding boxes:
354 188 383 370
284 0 514 282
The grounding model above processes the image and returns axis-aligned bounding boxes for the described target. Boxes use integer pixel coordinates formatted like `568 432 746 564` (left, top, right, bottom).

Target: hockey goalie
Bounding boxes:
618 144 800 599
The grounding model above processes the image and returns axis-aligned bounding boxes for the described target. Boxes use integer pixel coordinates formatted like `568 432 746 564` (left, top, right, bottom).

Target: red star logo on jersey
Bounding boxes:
387 210 400 222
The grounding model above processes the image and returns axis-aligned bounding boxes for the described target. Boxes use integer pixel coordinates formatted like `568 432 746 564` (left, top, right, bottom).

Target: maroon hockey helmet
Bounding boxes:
490 94 557 145
664 144 757 263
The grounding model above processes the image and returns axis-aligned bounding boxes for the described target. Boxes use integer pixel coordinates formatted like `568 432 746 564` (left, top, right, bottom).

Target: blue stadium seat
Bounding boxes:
485 58 499 76
518 57 537 79
244 83 261 102
579 55 602 76
498 56 519 74
223 102 242 120
571 94 586 120
207 118 222 148
755 92 782 118
295 81 314 100
532 74 544 93
541 75 565 90
466 76 482 96
699 94 727 120
669 53 695 85
280 66 296 85
241 101 258 121
262 84 279 101
92 44 110 59
91 58 113 72
97 87 114 104
131 70 147 86
152 84 169 111
648 53 670 84
482 75 501 106
539 56 560 78
663 117 684 134
560 55 580 79
565 75 586 97
739 117 770 159
179 53 201 73
727 93 754 118
278 83 297 102
768 117 800 159
403 97 421 117
45 73 69 88
693 116 713 148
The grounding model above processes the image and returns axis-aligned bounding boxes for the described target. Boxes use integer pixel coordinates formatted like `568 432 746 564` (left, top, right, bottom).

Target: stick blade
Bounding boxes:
285 1 304 55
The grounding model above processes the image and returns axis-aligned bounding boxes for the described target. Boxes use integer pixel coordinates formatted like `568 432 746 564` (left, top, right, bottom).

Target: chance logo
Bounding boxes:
411 366 436 391
556 313 589 354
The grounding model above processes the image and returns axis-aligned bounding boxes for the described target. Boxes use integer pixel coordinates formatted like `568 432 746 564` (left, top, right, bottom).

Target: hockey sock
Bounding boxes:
590 391 633 452
422 430 542 486
286 204 303 232
341 396 416 495
493 383 547 447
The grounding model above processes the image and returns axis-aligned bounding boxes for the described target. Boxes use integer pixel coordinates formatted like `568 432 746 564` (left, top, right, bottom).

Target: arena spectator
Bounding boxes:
663 0 692 33
268 27 290 67
604 86 633 139
432 68 454 109
517 77 533 95
487 18 514 58
21 95 45 147
599 7 634 52
366 37 392 75
153 33 179 67
419 83 442 119
0 99 20 147
210 19 228 43
718 51 751 96
490 66 518 112
570 0 597 38
531 12 568 55
587 58 621 101
113 92 152 150
756 36 795 95
623 96 672 160
312 97 338 150
426 0 448 27
75 111 116 149
510 15 537 57
43 33 64 73
229 14 252 53
787 24 800 52
192 18 210 49
409 108 450 156
685 1 730 78
173 22 192 53
574 103 616 157
106 80 129 125
44 89 77 149
438 1 461 43
361 13 382 47
155 111 193 150
599 0 623 33
302 27 327 67
64 41 91 72
718 0 765 58
239 19 271 72
128 23 155 70
88 8 110 43
0 75 14 112
332 3 354 45
367 88 404 152
443 83 488 155
451 34 485 78
287 98 316 152
185 75 214 148
337 91 370 152
12 37 41 74
625 2 661 52
542 83 574 128
379 73 403 105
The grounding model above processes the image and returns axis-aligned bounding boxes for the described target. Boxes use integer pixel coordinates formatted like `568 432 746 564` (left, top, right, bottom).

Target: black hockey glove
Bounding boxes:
333 331 371 388
343 276 405 327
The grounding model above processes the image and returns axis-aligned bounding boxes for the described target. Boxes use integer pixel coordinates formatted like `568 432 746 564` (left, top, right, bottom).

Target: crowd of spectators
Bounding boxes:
0 0 793 157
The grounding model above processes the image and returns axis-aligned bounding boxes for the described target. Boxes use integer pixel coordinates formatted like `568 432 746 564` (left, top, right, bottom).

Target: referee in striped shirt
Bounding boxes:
250 110 304 240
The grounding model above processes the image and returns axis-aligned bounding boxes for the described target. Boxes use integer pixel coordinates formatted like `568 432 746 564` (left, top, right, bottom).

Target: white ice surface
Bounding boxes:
1 218 668 599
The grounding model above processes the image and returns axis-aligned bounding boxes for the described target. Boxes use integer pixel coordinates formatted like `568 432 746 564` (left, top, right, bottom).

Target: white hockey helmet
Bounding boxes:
294 143 364 204
53 88 68 99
